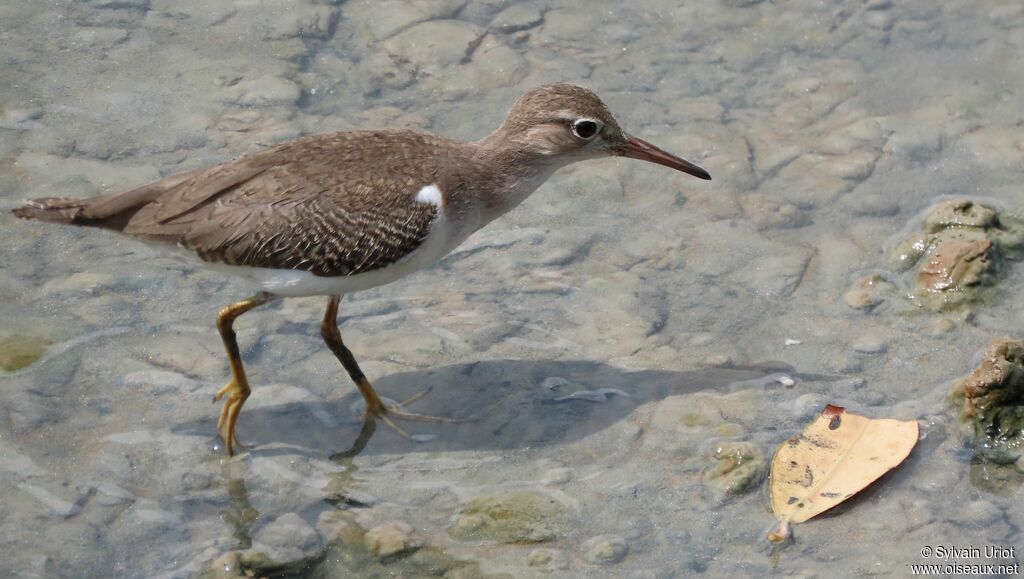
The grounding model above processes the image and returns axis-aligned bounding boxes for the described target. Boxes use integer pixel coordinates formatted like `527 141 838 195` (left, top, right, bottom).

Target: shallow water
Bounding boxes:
2 0 1024 577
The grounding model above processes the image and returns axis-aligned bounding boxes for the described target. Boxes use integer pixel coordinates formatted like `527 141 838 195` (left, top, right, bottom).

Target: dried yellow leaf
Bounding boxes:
768 404 918 542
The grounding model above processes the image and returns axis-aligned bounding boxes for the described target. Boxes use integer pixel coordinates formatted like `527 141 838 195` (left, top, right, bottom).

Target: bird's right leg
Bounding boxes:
213 292 276 456
320 294 457 439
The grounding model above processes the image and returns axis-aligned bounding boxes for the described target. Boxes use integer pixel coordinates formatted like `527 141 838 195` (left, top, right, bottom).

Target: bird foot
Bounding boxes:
213 377 251 456
349 387 465 440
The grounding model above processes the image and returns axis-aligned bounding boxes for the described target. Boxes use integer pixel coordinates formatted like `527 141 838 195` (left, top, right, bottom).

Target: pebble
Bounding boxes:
582 535 629 565
865 10 894 30
852 333 889 354
792 394 827 420
740 193 806 229
252 512 321 564
540 376 569 391
207 551 244 578
844 274 892 310
315 510 360 542
776 375 797 387
527 548 568 570
364 522 416 558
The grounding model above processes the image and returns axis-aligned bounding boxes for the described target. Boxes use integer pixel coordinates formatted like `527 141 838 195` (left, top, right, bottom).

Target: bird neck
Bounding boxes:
471 127 567 220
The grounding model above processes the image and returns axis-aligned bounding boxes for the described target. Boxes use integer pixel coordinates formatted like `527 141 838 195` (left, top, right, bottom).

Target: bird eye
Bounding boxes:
571 119 601 140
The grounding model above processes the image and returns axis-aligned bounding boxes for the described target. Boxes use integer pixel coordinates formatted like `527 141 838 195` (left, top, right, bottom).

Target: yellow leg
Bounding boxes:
319 295 459 439
212 292 275 455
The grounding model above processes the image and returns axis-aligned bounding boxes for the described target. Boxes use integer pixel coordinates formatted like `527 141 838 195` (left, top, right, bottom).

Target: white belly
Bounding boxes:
217 236 456 297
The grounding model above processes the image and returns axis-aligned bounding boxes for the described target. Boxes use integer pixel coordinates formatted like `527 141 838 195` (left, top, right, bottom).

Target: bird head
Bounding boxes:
494 83 711 180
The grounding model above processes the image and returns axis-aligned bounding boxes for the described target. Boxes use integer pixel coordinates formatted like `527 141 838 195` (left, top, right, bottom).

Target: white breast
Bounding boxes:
210 183 474 298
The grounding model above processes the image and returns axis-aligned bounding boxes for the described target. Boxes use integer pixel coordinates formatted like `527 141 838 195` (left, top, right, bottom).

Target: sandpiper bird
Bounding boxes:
12 84 710 455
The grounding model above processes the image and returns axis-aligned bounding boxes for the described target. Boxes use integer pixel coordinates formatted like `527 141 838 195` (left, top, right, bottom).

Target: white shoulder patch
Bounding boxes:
414 184 443 207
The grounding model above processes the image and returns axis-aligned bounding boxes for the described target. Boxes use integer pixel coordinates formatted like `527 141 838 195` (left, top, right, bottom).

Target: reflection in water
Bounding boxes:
331 419 377 463
325 419 377 509
220 466 260 551
214 421 375 558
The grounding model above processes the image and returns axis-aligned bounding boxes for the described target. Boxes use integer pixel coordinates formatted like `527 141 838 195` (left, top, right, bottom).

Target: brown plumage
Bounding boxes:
14 130 472 277
11 83 711 455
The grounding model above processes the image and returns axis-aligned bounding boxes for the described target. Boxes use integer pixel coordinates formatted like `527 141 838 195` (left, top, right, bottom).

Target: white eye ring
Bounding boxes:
571 118 602 140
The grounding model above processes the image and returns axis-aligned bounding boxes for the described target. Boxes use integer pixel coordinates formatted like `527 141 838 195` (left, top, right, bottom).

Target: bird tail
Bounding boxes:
11 197 91 224
11 167 208 230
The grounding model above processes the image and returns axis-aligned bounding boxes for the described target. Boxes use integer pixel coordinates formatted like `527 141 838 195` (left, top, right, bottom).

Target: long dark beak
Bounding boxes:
616 133 711 180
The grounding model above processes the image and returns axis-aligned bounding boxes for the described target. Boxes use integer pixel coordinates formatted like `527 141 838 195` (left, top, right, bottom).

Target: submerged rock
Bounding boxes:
206 513 508 579
951 338 1024 464
843 273 895 311
364 522 418 558
448 491 567 543
916 238 996 293
240 513 321 574
526 548 568 570
700 441 766 501
884 199 1024 311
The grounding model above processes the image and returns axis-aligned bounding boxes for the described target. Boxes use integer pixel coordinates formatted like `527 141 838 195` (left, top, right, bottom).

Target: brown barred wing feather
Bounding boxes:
127 167 439 277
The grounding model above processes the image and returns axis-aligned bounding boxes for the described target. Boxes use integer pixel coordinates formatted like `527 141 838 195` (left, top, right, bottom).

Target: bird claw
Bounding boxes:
350 386 466 441
214 377 251 456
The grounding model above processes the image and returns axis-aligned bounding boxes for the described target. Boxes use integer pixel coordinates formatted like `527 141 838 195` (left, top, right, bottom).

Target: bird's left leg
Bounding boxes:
213 292 277 455
320 294 457 438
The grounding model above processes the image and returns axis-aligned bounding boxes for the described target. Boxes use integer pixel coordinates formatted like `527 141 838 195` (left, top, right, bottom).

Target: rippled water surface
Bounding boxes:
2 1 1024 577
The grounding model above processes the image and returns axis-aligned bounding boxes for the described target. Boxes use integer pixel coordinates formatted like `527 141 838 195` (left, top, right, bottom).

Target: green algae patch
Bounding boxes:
448 491 568 544
951 337 1024 465
0 335 50 371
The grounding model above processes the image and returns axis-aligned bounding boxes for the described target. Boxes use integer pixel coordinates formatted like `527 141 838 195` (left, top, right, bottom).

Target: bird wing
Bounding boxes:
123 132 448 277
